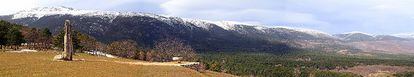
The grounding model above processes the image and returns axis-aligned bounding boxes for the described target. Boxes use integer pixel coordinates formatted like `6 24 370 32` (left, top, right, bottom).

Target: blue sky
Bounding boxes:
1 0 414 35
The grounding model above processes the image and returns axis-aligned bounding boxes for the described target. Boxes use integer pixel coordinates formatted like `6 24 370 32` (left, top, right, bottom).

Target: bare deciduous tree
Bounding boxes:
20 27 52 50
145 50 153 62
153 38 197 61
137 51 145 60
106 39 138 58
77 33 98 51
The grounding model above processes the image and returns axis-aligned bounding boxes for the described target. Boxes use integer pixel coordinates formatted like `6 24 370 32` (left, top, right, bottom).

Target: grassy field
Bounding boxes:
0 51 234 77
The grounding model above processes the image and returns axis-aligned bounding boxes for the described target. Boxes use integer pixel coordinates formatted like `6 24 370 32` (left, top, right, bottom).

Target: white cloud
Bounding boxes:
0 0 40 15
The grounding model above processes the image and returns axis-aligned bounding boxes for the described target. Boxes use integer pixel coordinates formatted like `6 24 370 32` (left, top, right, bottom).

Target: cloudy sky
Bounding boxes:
1 0 414 34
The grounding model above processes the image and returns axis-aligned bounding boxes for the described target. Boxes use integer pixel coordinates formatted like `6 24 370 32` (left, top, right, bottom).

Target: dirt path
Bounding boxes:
6 49 38 53
89 59 199 66
82 51 199 66
113 61 200 66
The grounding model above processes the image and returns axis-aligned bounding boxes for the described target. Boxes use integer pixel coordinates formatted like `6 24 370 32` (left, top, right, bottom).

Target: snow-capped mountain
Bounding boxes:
334 31 412 42
1 7 309 51
11 6 167 20
272 26 333 38
344 31 374 36
333 31 414 54
1 6 412 53
0 6 358 52
12 6 89 19
7 6 334 39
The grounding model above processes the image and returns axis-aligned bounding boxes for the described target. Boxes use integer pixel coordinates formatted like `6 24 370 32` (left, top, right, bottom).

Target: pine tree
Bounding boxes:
40 28 52 49
41 28 52 38
52 30 81 51
0 20 25 49
5 28 25 45
0 21 9 45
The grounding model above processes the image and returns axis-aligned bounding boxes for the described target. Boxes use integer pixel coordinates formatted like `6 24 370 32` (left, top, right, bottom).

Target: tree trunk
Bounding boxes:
13 45 17 50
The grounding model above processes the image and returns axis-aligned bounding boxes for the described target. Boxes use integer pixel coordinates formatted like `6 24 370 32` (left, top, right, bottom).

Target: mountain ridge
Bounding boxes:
1 6 413 54
8 6 412 39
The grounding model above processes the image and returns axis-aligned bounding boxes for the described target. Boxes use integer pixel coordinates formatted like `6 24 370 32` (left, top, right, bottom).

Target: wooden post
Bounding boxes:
63 20 73 61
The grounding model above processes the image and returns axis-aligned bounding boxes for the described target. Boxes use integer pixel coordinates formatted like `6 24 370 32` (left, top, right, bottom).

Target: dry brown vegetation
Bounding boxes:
104 38 198 62
0 51 235 77
105 39 138 58
334 65 414 77
152 38 197 61
347 41 414 54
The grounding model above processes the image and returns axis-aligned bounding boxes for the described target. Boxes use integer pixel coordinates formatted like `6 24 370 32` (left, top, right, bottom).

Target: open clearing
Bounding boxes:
334 65 414 77
0 51 234 77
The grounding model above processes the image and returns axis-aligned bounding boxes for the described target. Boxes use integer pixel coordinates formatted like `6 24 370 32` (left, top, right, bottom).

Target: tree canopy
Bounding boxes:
0 20 24 46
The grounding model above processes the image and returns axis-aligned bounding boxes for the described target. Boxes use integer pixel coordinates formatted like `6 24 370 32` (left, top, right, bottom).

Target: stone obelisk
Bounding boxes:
63 20 73 61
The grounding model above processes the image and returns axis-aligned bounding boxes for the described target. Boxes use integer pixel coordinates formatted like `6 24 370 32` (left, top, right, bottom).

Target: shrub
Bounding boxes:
394 71 414 77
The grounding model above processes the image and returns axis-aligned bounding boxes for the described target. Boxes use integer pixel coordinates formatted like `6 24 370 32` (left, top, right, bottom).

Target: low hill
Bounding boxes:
0 51 234 77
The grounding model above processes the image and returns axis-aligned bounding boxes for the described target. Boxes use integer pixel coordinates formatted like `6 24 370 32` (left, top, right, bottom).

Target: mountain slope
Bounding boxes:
344 40 414 54
0 7 297 52
394 33 414 39
334 32 376 42
335 32 414 54
1 7 413 54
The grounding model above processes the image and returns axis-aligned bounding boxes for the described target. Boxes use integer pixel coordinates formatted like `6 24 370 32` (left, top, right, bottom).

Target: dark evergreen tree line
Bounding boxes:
0 20 25 50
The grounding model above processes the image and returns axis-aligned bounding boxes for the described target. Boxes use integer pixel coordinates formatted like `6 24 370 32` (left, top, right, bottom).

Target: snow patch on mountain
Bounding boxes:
182 18 215 29
211 21 250 30
12 6 92 19
253 26 267 32
343 31 374 36
181 18 254 30
181 18 332 38
393 33 414 38
272 26 333 37
11 6 168 20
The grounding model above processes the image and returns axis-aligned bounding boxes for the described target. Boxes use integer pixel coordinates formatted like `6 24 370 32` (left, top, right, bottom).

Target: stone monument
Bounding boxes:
63 20 73 61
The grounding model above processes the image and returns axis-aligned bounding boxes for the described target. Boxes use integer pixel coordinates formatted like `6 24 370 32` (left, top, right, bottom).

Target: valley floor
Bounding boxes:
334 65 414 77
0 51 234 77
200 51 414 77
